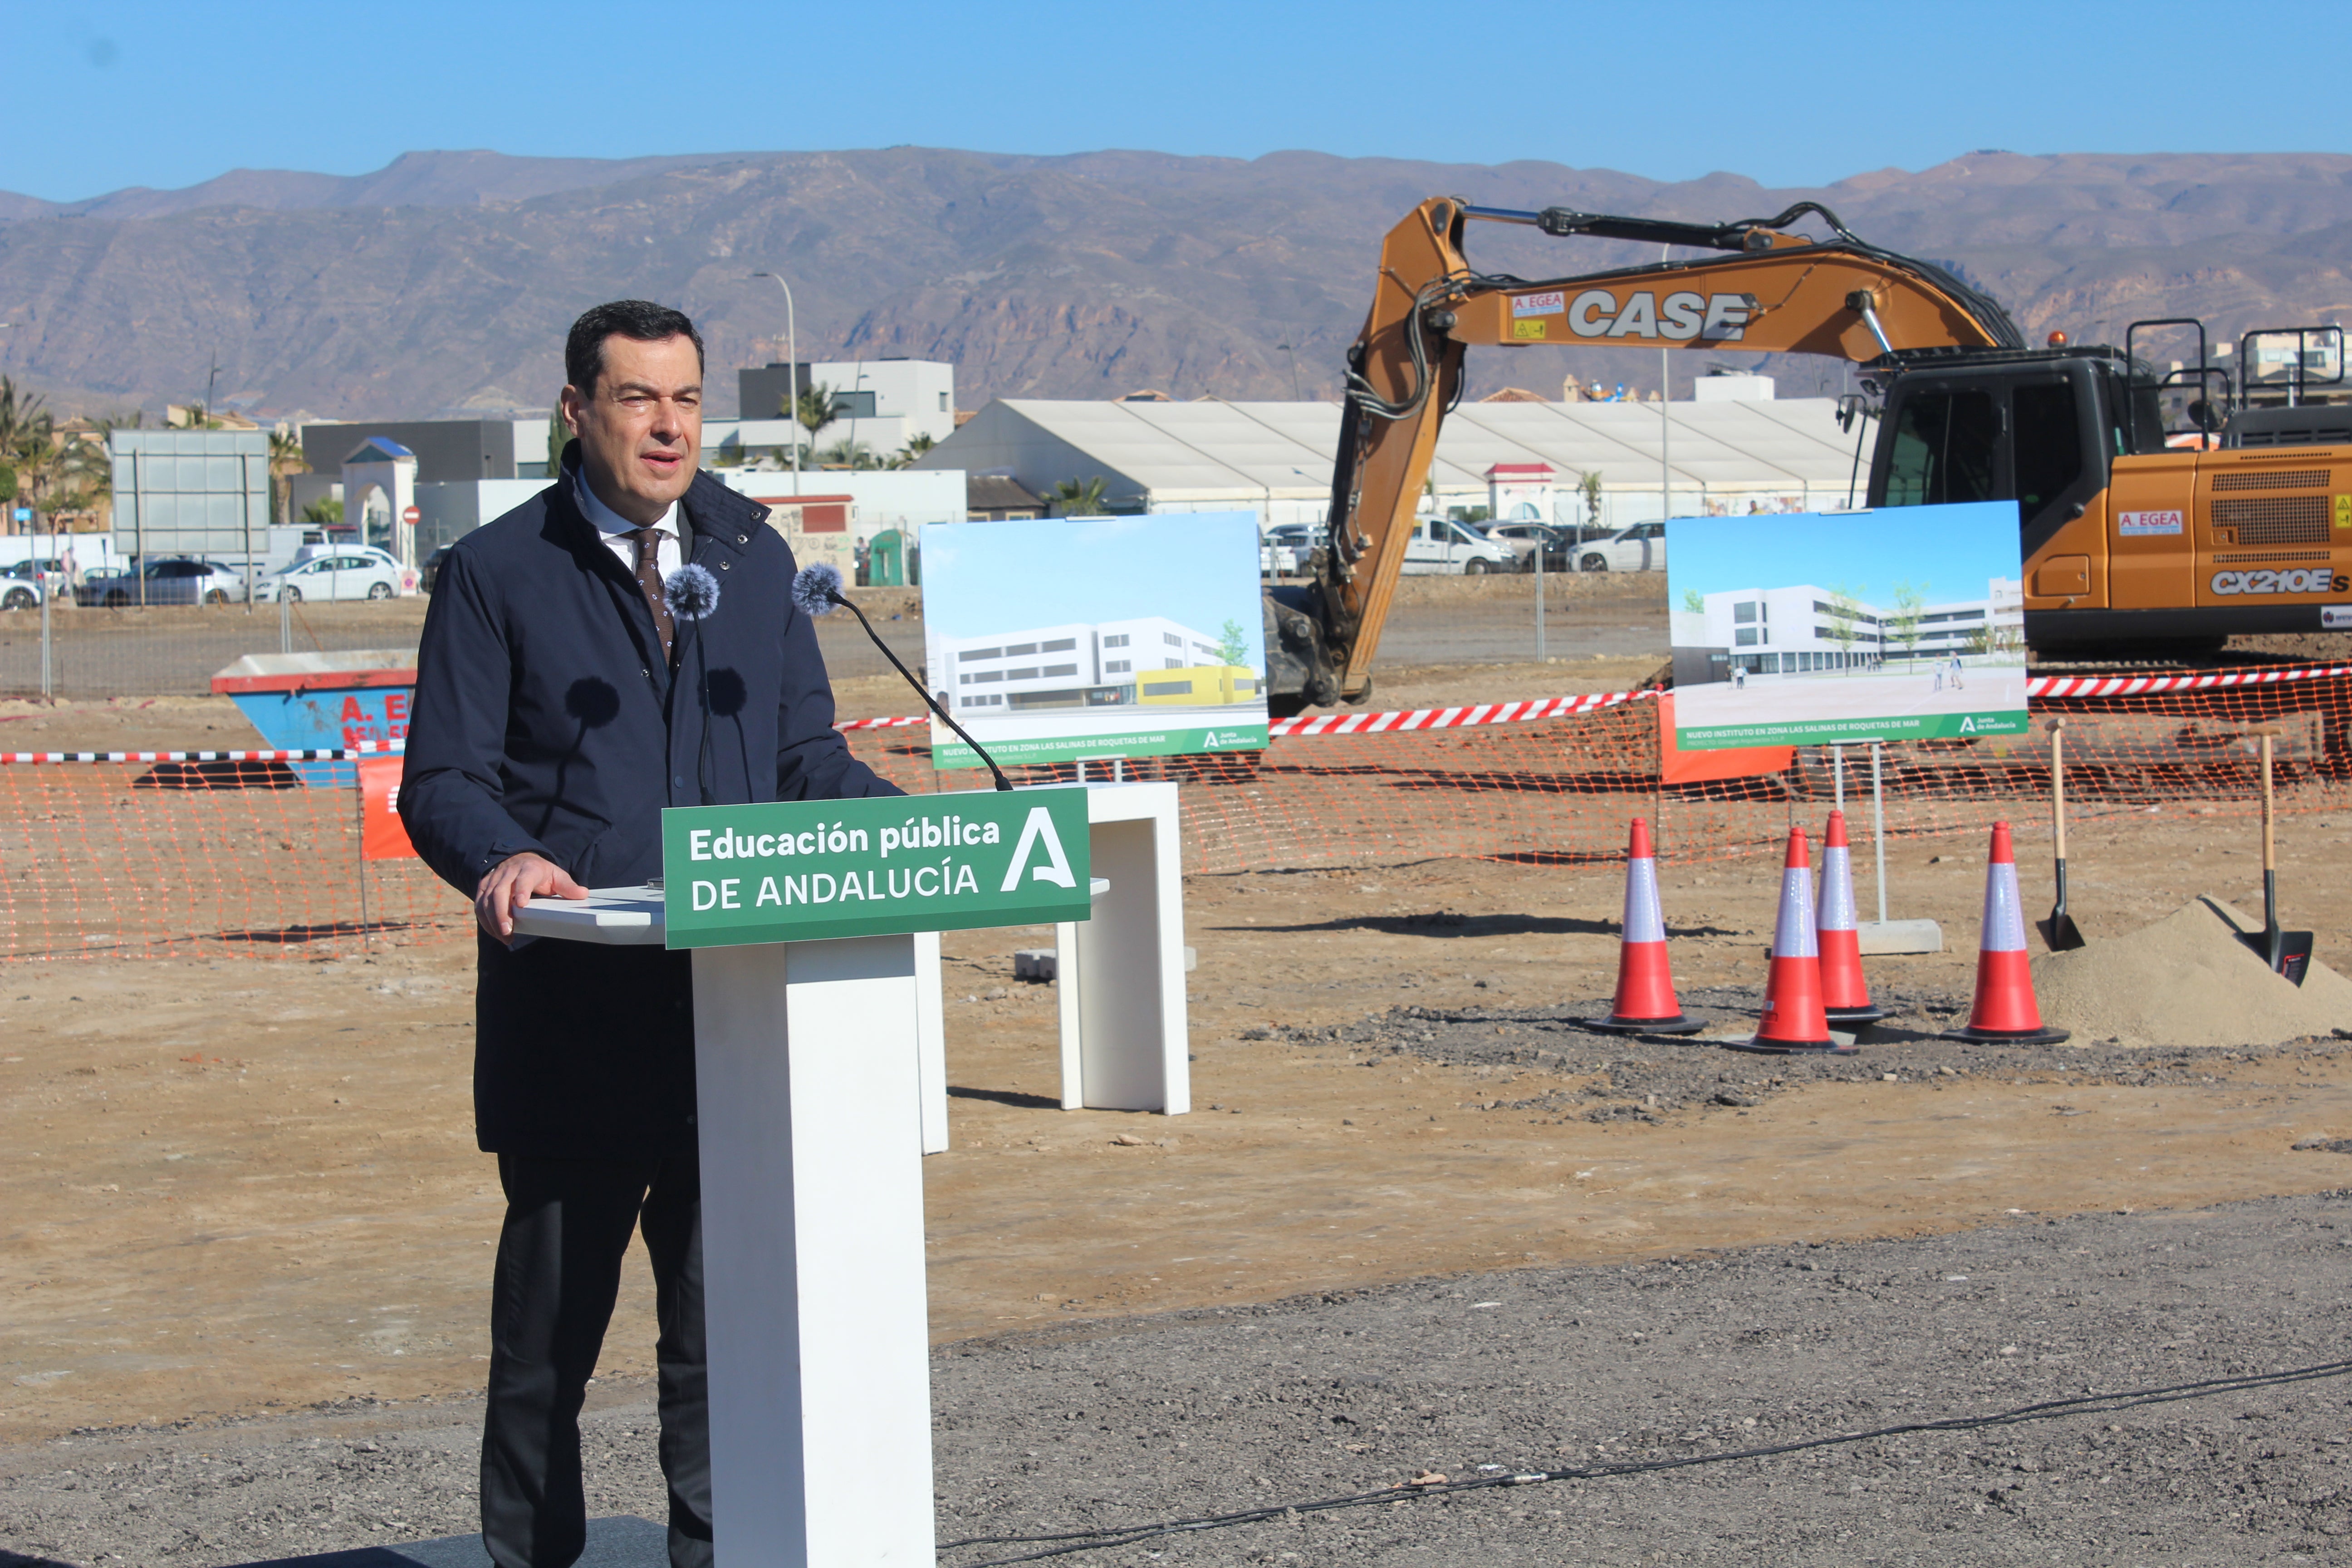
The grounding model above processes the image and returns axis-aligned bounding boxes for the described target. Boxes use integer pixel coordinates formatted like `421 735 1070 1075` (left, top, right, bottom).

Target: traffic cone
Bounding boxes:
1583 817 1705 1035
1734 825 1848 1054
1941 822 2070 1044
1817 810 1885 1026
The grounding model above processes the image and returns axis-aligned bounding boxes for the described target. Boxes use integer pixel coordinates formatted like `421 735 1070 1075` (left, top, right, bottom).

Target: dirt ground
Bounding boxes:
5 786 2351 1451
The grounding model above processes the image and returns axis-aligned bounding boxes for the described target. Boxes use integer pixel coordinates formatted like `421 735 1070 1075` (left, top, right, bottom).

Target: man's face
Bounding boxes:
560 333 702 524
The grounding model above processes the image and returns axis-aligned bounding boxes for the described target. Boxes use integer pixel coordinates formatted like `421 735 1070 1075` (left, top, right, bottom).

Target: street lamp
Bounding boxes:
749 271 801 495
1275 341 1302 401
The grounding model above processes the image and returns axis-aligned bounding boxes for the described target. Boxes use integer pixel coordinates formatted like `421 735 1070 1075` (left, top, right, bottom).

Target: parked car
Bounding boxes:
1576 519 1668 573
1484 521 1574 573
76 557 250 607
1259 524 1312 577
254 547 404 603
1 561 47 612
1401 517 1517 575
420 544 451 595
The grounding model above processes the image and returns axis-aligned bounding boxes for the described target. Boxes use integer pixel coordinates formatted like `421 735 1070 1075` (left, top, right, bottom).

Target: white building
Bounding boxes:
1676 578 2026 680
935 616 1234 713
727 358 956 462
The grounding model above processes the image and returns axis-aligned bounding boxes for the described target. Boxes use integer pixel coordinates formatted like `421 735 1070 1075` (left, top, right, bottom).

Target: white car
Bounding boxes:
1 562 46 612
1259 524 1312 576
1576 520 1668 573
1402 517 1517 575
255 548 405 603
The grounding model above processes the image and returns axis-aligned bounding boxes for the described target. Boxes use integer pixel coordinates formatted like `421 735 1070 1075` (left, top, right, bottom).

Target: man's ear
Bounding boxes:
556 384 584 435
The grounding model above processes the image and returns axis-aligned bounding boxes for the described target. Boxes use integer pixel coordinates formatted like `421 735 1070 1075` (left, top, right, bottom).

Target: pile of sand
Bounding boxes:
2029 897 2352 1048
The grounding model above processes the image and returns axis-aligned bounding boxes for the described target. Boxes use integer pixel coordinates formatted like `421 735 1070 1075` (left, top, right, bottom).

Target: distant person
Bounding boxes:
400 299 901 1568
1950 654 1965 691
1734 665 1746 691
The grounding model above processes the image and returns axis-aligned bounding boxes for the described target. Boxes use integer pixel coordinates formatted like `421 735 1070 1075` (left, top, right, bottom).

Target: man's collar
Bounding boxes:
572 466 680 539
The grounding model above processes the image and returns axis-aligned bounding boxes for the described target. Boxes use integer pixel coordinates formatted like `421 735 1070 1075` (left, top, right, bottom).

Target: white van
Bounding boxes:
1402 517 1517 575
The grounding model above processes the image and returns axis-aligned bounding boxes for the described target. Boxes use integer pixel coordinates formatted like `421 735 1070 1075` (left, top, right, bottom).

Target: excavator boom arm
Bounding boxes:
1292 196 2024 705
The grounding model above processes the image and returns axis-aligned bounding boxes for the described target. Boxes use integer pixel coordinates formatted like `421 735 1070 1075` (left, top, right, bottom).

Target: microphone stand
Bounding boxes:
818 586 1016 792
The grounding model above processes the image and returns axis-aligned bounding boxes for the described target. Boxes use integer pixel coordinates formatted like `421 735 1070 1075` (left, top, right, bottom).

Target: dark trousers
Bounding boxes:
481 1153 710 1568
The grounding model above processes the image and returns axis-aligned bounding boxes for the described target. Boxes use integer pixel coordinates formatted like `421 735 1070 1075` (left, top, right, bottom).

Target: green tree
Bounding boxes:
1824 583 1864 672
301 497 343 526
1681 587 1705 614
1577 470 1605 540
793 381 838 448
1887 578 1926 666
1216 617 1250 668
815 437 879 470
889 432 937 469
1045 475 1110 517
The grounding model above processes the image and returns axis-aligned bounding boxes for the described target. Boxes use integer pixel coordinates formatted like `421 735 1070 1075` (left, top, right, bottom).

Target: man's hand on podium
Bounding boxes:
476 852 589 944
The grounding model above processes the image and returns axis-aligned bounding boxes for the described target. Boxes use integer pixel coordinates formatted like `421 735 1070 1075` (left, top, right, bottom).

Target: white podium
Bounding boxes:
514 891 934 1565
1054 782 1191 1114
905 782 1190 1152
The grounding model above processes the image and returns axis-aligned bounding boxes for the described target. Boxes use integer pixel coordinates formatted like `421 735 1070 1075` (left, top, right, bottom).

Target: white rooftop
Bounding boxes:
919 397 1866 505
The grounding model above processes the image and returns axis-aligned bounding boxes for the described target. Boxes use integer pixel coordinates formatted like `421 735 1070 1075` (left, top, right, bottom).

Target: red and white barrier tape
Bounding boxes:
2 745 401 764
1269 689 1651 736
6 662 2348 764
2026 663 2352 699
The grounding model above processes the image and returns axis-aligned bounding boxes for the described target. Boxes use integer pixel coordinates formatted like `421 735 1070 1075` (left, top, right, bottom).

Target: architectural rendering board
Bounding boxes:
1666 501 2030 750
920 512 1269 768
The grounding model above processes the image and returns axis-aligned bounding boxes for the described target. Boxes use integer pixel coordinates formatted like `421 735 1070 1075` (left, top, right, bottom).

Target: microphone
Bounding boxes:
792 563 1014 792
665 563 724 805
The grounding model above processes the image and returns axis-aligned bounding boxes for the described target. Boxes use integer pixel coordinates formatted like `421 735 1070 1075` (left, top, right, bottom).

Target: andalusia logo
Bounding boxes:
999 806 1077 892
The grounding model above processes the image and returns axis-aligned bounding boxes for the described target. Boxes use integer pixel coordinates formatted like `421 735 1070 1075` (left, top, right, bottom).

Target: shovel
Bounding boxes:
2037 718 2087 951
2240 729 2313 986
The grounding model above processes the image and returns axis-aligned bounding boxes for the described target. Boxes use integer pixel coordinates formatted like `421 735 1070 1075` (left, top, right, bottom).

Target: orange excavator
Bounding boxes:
1263 195 2352 714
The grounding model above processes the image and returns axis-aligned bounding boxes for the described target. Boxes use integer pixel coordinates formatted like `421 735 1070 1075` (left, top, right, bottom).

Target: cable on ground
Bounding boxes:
937 1357 2352 1564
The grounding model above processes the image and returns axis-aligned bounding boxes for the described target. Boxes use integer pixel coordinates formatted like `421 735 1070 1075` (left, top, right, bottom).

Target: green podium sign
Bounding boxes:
661 786 1092 949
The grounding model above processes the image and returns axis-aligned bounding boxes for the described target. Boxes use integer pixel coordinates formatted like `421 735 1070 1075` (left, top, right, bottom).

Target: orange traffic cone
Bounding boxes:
1584 817 1704 1035
1735 825 1848 1054
1818 810 1884 1026
1941 822 2070 1044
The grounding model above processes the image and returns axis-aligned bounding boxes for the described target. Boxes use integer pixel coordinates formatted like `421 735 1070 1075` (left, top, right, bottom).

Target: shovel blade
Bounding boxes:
2038 912 2087 952
2239 928 2316 987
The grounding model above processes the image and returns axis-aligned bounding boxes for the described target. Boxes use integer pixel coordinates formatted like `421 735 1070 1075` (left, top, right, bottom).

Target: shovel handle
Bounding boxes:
2261 733 2275 876
2048 720 2066 860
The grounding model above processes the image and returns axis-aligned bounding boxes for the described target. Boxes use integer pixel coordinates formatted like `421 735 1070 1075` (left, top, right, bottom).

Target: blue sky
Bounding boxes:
1668 503 2020 607
919 514 1264 662
6 2 2346 201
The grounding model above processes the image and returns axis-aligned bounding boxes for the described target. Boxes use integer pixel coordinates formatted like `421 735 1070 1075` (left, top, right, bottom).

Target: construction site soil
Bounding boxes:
6 590 2352 1564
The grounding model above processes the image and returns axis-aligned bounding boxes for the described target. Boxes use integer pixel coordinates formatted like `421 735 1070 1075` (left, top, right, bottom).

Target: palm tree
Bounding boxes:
269 426 310 525
1044 475 1110 517
814 437 879 470
888 432 936 470
793 381 838 446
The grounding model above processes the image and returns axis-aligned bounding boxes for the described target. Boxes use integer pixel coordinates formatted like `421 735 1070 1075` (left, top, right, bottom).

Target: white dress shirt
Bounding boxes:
574 470 689 578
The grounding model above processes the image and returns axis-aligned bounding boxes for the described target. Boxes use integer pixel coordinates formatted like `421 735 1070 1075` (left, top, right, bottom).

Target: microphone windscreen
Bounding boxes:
663 562 721 621
791 562 844 617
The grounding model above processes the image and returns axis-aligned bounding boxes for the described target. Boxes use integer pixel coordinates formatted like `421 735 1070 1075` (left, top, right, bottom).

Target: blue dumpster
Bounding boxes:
211 649 417 788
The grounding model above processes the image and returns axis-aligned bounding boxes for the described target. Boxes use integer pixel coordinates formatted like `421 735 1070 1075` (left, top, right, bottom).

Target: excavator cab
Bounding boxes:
1866 349 2156 566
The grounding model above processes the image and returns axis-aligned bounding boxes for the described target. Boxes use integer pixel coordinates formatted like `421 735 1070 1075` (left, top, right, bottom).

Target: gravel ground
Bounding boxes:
9 1192 2352 1567
1283 988 2352 1126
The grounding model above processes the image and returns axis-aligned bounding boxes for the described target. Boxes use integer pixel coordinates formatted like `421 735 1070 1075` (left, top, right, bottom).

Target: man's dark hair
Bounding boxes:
564 300 706 395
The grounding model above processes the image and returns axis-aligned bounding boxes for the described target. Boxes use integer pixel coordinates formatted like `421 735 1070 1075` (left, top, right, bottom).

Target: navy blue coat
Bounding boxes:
400 451 901 1158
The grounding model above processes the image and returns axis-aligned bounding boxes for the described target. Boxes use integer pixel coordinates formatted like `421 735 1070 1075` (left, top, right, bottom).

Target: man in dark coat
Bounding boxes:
400 299 899 1568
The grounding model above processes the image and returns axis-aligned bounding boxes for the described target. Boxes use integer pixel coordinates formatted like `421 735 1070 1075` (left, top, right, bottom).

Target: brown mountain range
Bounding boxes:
3 146 2350 421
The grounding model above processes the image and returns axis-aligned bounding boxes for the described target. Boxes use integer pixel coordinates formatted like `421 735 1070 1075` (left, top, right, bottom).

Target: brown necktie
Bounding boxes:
630 527 676 666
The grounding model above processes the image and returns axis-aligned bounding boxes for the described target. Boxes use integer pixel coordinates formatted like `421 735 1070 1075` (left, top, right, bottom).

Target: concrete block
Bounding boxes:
1014 948 1057 982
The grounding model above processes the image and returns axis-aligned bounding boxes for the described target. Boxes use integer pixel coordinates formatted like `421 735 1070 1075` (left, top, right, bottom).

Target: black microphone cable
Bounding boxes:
791 563 1015 791
937 1356 2352 1564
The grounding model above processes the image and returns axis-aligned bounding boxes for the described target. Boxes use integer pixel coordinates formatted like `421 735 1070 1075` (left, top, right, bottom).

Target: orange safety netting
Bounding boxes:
3 665 2345 960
